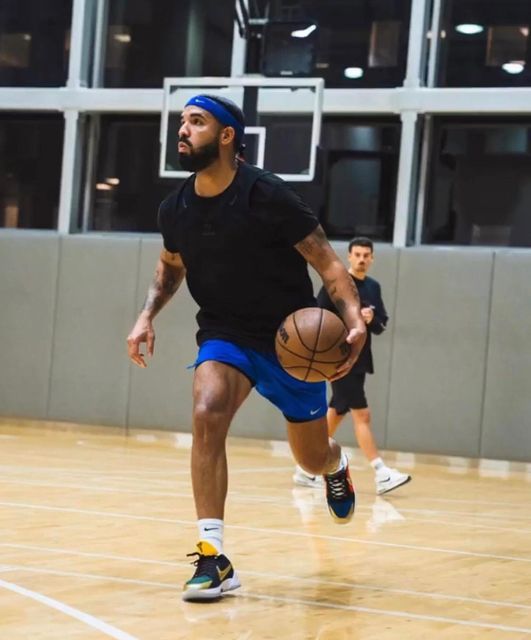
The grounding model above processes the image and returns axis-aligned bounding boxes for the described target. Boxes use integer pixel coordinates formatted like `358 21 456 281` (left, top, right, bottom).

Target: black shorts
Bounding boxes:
329 372 367 415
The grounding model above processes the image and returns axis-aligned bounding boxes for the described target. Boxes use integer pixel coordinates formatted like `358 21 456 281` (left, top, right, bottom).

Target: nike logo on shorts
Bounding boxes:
310 408 321 416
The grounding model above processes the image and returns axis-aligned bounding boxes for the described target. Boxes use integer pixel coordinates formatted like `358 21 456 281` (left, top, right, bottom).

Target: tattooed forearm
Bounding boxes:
324 275 359 311
295 226 362 326
295 225 328 258
142 260 184 316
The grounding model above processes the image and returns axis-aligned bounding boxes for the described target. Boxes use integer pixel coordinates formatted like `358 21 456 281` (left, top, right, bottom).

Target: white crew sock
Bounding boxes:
197 518 224 554
328 451 347 475
370 457 388 474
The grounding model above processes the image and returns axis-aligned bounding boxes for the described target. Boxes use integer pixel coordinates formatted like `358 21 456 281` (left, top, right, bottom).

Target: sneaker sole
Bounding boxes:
327 506 355 524
182 573 241 602
377 475 411 495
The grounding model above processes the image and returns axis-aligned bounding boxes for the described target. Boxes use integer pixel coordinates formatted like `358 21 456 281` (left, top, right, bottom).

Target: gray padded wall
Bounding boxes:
47 235 140 427
2 230 531 462
481 251 531 461
387 248 493 456
127 237 198 431
0 232 59 418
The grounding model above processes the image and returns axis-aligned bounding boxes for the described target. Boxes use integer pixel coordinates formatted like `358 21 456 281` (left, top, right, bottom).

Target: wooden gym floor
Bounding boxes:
0 419 530 639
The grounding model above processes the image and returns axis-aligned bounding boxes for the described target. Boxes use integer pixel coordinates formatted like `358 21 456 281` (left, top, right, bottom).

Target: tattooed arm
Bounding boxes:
126 249 186 368
295 225 366 377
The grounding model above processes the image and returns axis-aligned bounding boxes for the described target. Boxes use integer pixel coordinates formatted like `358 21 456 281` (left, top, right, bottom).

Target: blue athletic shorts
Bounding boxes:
194 339 327 423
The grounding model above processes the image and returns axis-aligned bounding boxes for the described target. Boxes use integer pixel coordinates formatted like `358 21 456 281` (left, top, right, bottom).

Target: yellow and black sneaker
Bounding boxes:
182 541 241 602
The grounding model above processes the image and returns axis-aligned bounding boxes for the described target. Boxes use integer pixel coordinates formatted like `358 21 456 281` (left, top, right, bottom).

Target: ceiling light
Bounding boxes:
114 33 132 43
291 24 317 38
96 183 113 191
455 24 484 35
502 61 525 74
344 67 364 79
105 177 120 185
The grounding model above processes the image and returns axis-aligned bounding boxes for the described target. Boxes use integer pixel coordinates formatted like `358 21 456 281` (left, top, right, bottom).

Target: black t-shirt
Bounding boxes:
158 163 319 351
317 274 388 374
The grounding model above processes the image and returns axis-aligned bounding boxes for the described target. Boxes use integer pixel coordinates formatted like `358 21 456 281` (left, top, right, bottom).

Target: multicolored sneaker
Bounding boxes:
324 453 355 524
182 541 241 602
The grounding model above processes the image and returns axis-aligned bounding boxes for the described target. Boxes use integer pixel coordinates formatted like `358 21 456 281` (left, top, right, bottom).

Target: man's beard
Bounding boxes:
178 138 220 172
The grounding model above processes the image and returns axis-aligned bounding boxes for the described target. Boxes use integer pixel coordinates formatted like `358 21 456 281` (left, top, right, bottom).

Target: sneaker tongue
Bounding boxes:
196 540 218 556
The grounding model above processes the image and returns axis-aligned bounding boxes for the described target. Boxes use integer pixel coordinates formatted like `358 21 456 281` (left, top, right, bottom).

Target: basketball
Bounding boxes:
275 307 350 382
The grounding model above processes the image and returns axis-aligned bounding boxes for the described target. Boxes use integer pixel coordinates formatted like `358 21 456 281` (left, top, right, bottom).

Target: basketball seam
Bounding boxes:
276 339 346 364
305 308 323 382
292 312 313 382
292 313 315 352
314 326 347 353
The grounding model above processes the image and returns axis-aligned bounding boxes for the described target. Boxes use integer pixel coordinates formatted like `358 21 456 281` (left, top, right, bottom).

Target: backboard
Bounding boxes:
160 76 324 182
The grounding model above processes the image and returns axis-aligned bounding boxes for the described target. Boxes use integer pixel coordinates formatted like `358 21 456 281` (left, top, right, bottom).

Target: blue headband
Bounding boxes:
185 95 245 142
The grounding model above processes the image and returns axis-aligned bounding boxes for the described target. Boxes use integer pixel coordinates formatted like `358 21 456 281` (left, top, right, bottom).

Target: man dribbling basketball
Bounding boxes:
126 95 366 602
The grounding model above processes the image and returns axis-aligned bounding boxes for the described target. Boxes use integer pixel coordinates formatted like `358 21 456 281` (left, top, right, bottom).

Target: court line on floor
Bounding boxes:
2 548 530 612
1 501 530 564
0 575 138 640
2 460 530 511
0 445 291 469
0 462 294 477
241 592 531 635
1 563 530 635
2 478 531 533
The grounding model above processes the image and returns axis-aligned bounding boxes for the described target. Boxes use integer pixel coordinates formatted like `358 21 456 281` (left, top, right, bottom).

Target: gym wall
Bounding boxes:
0 230 530 462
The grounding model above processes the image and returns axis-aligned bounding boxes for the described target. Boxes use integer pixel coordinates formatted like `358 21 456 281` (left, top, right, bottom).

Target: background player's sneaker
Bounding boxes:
324 452 355 523
182 540 241 602
293 465 324 488
376 468 411 495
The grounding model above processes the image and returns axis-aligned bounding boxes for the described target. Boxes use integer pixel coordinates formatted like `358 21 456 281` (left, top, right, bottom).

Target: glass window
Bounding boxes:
89 115 177 232
423 117 531 247
0 113 63 229
246 0 411 88
0 0 72 87
88 114 399 242
439 0 531 86
104 0 234 88
319 118 400 241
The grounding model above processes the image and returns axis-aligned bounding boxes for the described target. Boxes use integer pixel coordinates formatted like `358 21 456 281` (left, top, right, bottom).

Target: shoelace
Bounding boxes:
326 471 349 500
186 552 219 577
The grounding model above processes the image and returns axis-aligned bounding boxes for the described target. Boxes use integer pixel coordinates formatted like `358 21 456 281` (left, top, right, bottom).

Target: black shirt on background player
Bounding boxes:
157 162 319 352
317 274 388 374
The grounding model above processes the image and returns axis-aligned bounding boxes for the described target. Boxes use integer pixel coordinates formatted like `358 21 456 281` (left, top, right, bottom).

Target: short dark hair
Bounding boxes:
348 236 373 252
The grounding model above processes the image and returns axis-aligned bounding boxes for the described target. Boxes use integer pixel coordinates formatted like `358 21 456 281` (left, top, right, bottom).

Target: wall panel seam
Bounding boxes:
383 249 402 449
45 236 63 419
125 238 143 434
478 251 497 458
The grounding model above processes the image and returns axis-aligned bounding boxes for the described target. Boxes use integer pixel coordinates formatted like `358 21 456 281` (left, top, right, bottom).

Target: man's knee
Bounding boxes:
193 399 228 429
353 407 371 424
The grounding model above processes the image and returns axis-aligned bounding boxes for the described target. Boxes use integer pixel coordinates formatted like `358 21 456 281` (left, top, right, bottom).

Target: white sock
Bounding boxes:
198 519 224 554
328 451 347 475
297 464 314 477
371 457 387 473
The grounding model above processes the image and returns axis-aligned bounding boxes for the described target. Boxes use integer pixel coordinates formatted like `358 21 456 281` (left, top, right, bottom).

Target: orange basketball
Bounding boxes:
275 307 350 382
